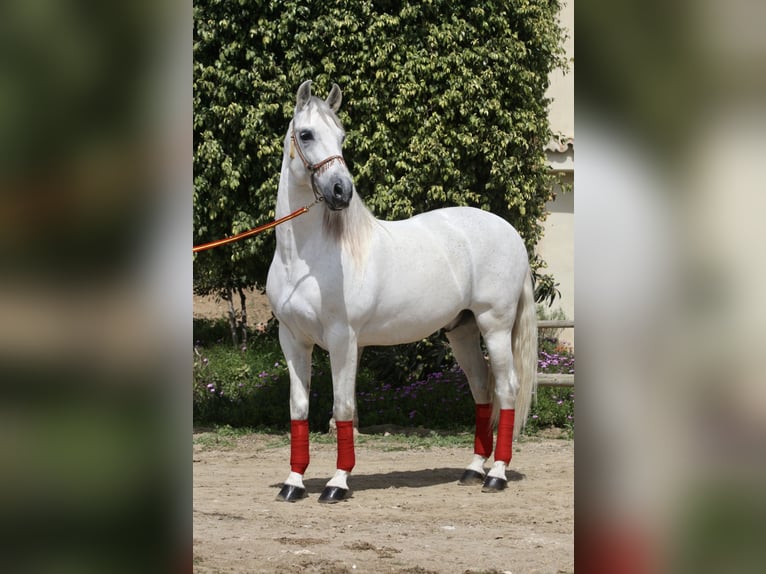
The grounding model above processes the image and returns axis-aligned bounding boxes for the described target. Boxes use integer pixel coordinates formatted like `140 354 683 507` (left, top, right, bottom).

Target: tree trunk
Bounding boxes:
224 287 239 346
238 287 248 347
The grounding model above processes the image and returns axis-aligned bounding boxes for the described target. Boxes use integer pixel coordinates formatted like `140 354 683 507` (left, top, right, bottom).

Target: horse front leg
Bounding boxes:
328 347 363 433
276 323 314 502
319 330 359 504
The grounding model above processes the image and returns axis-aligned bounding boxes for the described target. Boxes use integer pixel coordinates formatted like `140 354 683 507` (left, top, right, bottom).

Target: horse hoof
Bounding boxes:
276 484 307 502
481 476 508 492
318 486 350 504
458 469 486 486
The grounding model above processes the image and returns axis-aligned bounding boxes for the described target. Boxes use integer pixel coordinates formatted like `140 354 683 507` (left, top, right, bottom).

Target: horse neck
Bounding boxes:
274 157 326 256
274 133 377 265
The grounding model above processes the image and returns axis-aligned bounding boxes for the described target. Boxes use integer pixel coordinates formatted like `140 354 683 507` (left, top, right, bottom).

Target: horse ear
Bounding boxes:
326 83 342 113
296 80 312 110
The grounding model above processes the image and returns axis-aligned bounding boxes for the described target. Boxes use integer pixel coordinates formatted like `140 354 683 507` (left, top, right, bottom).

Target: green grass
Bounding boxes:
192 424 554 453
193 424 260 448
193 424 477 451
361 429 475 450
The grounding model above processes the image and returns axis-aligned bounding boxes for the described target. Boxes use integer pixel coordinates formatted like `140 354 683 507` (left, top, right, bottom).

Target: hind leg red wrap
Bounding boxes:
494 409 515 464
290 420 310 474
474 403 494 458
335 420 356 472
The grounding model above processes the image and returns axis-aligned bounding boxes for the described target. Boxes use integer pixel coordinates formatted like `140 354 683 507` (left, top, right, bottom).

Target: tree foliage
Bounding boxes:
194 0 567 294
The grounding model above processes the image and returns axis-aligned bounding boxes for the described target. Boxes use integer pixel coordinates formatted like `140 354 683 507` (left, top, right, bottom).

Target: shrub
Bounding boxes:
527 341 574 436
193 0 567 300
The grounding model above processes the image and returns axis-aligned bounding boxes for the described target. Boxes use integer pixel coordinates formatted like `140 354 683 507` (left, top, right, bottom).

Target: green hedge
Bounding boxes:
194 0 567 292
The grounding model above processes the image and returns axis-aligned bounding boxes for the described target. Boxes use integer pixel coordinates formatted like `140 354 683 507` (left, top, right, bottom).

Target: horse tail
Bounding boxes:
511 268 538 438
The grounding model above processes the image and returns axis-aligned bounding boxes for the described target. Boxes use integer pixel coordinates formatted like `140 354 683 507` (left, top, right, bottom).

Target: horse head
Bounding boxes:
290 80 353 211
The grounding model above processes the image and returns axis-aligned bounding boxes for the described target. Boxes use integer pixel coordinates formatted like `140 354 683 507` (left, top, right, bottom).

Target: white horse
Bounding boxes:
266 81 537 503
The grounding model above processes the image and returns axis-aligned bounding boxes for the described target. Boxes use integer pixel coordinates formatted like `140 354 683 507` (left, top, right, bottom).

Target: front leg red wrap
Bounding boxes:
474 403 494 458
494 409 515 464
335 420 356 472
290 419 310 474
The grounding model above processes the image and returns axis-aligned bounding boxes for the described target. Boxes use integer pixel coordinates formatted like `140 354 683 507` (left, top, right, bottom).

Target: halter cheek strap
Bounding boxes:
290 130 346 202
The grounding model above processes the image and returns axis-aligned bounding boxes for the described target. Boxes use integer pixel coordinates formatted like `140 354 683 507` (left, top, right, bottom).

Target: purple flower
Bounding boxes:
408 410 417 419
206 383 214 389
532 414 539 419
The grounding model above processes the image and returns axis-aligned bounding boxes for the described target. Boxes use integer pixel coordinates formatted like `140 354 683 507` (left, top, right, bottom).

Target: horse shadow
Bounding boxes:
270 467 525 494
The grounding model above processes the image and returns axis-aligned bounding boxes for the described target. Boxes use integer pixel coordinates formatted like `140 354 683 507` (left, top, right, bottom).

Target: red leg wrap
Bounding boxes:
494 409 515 464
290 420 310 474
335 420 356 472
474 403 494 458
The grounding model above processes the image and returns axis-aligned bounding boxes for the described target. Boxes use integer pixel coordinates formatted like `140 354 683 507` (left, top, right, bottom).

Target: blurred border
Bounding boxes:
0 1 191 572
5 0 766 571
577 0 766 572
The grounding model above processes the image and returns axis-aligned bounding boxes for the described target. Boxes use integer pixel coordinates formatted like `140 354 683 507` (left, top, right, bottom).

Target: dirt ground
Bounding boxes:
193 288 274 325
193 292 573 573
193 432 573 574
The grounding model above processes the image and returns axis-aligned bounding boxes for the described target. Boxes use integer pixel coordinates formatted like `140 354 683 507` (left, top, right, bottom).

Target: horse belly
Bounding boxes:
357 303 463 346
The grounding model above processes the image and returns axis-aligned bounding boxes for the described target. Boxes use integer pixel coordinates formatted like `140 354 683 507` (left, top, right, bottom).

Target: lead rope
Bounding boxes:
192 197 322 253
193 129 344 254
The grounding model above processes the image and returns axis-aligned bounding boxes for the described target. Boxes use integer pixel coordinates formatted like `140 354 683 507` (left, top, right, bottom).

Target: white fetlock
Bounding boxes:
285 471 305 489
467 454 488 475
488 460 508 479
326 469 350 490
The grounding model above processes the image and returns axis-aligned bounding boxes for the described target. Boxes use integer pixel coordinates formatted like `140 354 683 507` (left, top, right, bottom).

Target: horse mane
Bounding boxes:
323 192 376 266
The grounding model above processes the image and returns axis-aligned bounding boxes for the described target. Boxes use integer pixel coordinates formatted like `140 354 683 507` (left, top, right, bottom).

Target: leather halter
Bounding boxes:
290 129 346 202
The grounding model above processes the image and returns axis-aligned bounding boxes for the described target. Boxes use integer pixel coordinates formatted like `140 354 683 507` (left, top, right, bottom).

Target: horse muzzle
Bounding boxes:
323 178 353 210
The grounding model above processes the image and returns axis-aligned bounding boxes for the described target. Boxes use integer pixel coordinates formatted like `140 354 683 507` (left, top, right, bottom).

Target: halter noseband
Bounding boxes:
290 129 346 202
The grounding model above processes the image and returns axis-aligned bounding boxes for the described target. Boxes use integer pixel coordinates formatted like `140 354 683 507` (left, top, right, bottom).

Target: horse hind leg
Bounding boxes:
444 311 494 486
475 317 519 493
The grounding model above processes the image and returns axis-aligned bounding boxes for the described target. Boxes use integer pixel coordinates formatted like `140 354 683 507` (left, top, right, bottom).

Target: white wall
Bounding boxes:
536 172 574 346
538 0 574 346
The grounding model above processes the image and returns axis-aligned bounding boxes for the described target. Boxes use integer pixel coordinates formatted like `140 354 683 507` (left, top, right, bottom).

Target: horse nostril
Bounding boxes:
333 183 344 199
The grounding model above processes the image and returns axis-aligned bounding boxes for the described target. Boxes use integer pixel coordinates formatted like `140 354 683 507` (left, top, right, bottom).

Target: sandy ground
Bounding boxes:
193 292 574 573
193 432 573 574
193 288 274 325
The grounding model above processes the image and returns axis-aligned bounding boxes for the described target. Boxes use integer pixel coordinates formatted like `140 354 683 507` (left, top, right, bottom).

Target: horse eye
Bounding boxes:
299 130 313 142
